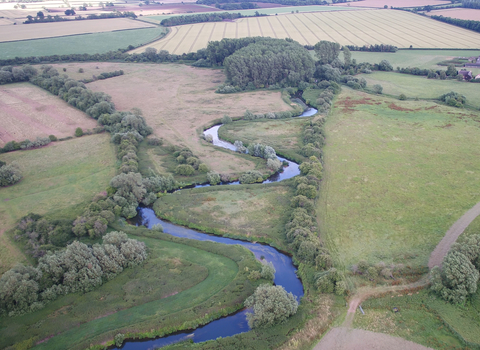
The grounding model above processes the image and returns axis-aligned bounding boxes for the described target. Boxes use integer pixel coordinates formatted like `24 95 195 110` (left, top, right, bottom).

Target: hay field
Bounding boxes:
0 18 155 42
0 83 99 147
133 10 480 55
77 62 293 175
347 0 450 8
0 134 116 274
318 88 480 270
428 8 480 21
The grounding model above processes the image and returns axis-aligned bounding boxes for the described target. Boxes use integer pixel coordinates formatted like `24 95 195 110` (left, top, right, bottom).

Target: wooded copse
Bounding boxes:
0 231 147 317
0 161 22 187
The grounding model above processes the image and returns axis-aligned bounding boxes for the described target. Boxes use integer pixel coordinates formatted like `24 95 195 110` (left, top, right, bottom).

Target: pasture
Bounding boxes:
318 88 480 270
0 27 165 59
360 71 480 108
79 62 293 175
0 18 155 43
0 83 99 146
153 183 293 248
0 134 116 274
427 8 480 21
132 10 480 55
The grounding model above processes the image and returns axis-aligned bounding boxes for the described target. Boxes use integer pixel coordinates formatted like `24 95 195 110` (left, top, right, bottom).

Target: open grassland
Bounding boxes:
0 134 116 274
219 118 307 161
351 49 480 71
0 18 155 42
347 0 451 7
132 10 480 55
354 290 480 349
360 72 480 109
2 229 262 350
318 89 480 270
0 83 99 147
428 8 480 21
153 183 293 248
77 62 293 175
0 27 165 59
144 5 360 24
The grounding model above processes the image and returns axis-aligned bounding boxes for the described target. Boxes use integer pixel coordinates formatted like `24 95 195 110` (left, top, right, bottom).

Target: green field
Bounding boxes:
361 71 480 109
2 228 263 350
0 135 116 274
133 10 480 55
318 88 480 270
144 5 359 24
153 183 293 249
0 27 165 59
353 290 477 349
218 118 307 162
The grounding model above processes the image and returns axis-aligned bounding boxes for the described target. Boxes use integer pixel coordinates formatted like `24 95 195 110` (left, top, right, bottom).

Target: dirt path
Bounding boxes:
428 201 480 269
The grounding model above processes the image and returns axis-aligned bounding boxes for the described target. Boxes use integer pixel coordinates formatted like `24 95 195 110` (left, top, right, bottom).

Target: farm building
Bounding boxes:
466 56 480 67
458 70 473 80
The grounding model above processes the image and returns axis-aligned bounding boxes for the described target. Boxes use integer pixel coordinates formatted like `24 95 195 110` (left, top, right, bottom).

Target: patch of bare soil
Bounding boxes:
314 327 433 350
82 63 293 174
387 103 421 112
0 84 98 146
336 95 375 113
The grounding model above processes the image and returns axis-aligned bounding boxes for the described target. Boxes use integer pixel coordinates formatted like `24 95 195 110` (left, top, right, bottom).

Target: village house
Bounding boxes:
458 69 473 81
466 56 480 68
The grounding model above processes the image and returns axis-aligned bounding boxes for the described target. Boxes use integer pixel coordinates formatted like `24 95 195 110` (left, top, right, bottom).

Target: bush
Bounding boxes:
245 284 298 328
0 162 22 187
75 127 83 137
222 115 232 124
207 171 221 185
146 137 162 146
260 261 275 281
78 68 84 73
48 135 58 141
198 163 209 173
373 84 383 94
239 170 263 184
175 164 195 176
399 94 407 100
151 223 163 232
114 333 125 348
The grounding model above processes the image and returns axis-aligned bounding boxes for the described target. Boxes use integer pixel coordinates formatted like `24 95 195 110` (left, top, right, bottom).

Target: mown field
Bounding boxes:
318 88 480 270
0 27 165 59
79 62 293 176
0 18 155 42
428 8 480 21
347 0 451 7
153 183 293 248
354 289 480 349
133 10 480 55
360 71 480 109
0 83 99 146
0 134 116 274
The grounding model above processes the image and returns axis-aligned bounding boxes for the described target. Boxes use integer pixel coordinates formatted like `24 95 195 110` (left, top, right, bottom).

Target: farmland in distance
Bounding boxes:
133 10 480 55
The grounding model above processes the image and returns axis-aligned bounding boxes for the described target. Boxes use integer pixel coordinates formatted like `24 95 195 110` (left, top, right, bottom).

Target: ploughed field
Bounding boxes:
132 10 480 55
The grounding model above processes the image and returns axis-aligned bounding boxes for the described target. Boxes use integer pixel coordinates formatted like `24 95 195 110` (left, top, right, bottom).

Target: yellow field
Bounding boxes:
0 18 155 42
132 9 480 54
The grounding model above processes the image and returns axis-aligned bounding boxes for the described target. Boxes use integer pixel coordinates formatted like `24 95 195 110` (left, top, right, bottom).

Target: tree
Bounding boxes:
446 64 457 77
378 59 393 71
0 162 22 187
373 84 383 94
207 171 221 185
245 284 298 328
314 41 341 64
343 46 352 68
75 127 83 137
260 261 276 281
37 11 44 19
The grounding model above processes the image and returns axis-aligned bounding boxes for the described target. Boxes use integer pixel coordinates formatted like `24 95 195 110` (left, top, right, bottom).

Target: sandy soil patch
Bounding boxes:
77 62 293 174
428 8 480 21
314 327 433 350
347 0 450 8
0 18 155 42
0 83 99 146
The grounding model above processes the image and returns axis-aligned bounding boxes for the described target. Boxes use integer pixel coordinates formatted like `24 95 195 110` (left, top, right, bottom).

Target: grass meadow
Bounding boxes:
2 229 263 350
353 289 479 349
133 10 480 54
0 135 116 274
153 182 293 249
0 27 165 59
361 72 480 109
318 88 480 271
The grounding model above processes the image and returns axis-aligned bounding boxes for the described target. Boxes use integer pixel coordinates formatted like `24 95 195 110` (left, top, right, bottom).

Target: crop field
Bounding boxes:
0 18 155 43
347 0 451 8
0 83 99 146
318 88 480 270
132 10 480 55
0 27 165 59
350 49 480 71
360 72 480 108
0 134 116 274
153 183 293 248
77 62 293 175
428 8 480 21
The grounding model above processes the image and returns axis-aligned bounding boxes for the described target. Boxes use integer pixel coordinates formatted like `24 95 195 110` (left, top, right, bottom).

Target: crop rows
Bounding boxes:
132 9 480 54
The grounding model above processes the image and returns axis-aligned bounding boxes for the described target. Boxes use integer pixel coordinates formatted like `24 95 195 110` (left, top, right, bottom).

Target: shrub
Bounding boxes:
0 162 22 187
373 84 383 94
175 164 195 176
78 68 84 73
239 170 263 184
198 163 209 173
75 127 83 137
260 261 276 281
245 284 298 328
399 94 407 100
207 171 221 185
222 115 232 124
146 137 162 146
114 334 125 348
48 135 58 141
205 134 213 143
151 223 163 232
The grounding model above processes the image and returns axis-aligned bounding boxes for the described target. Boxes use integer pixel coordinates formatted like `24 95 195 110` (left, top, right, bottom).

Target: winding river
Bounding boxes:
116 108 316 349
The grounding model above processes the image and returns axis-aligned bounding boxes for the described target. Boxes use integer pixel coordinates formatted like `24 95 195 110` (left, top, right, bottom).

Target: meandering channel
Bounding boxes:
115 112 318 349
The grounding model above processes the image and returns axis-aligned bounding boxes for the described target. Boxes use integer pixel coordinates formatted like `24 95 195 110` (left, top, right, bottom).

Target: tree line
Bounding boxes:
196 0 346 6
23 10 137 24
430 15 480 33
461 0 480 9
161 12 245 26
344 44 398 53
216 2 257 9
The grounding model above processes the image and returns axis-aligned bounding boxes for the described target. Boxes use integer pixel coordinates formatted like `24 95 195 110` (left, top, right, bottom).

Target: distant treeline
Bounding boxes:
195 0 346 6
344 44 398 53
24 11 137 24
161 12 250 26
430 15 480 33
216 2 257 9
461 0 480 9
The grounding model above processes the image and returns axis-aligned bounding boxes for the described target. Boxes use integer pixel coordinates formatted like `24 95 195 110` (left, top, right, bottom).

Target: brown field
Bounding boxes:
66 62 293 175
428 8 480 21
0 18 155 42
110 3 218 15
0 83 99 146
347 0 450 8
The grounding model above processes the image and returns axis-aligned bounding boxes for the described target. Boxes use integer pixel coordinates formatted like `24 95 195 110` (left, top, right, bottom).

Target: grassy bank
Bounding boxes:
318 88 480 270
0 134 116 274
